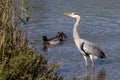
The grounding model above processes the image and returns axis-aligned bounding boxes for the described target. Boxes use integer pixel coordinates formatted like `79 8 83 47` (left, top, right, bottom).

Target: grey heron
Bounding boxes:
64 12 105 68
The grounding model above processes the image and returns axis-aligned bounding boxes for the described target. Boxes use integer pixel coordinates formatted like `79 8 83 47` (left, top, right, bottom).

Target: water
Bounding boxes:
28 0 120 79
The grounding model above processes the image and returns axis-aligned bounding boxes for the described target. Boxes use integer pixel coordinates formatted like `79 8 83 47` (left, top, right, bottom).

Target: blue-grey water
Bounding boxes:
28 0 120 79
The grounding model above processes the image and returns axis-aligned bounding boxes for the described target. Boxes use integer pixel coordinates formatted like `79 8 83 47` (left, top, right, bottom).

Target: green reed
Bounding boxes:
0 0 63 79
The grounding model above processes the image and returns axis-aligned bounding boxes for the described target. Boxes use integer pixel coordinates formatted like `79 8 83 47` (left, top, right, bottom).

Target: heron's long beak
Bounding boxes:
64 13 71 16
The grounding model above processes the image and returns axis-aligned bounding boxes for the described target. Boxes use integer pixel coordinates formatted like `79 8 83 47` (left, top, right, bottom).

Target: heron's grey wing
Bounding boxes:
82 42 105 59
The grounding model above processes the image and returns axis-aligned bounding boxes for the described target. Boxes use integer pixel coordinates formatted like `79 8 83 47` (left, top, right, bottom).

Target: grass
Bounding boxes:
0 0 63 80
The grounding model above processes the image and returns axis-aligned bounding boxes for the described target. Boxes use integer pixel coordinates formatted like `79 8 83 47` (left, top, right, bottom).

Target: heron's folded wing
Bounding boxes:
83 42 105 58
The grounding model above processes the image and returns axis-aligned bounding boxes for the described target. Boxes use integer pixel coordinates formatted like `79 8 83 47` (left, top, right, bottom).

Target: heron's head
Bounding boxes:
64 12 80 19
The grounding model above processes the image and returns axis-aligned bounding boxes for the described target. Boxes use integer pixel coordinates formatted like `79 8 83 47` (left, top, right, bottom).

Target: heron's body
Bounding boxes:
64 12 105 68
77 39 105 59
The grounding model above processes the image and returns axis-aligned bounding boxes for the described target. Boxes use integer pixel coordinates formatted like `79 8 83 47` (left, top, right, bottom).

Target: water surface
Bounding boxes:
28 0 120 79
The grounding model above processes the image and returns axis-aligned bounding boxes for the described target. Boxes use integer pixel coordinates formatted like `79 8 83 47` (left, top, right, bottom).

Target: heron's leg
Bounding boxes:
89 55 94 69
83 56 88 69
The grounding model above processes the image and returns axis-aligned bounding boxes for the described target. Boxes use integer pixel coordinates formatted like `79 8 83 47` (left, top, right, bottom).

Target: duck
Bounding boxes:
55 32 67 41
41 32 67 50
41 35 62 45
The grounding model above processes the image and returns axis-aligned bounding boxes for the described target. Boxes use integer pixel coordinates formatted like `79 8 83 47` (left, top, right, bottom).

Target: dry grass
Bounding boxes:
0 0 63 80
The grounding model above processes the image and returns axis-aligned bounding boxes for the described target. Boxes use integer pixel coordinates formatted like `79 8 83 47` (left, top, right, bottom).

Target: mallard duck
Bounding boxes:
55 32 67 41
41 35 62 45
41 32 67 50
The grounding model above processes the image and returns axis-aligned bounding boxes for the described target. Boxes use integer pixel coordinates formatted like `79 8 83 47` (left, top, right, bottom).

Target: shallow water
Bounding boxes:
28 0 120 79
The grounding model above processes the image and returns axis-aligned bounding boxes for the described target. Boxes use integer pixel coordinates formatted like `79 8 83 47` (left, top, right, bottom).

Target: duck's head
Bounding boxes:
56 32 67 40
40 36 48 42
61 32 67 39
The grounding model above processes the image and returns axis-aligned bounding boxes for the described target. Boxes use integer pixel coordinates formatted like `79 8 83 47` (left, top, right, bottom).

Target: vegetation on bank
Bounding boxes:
0 0 63 80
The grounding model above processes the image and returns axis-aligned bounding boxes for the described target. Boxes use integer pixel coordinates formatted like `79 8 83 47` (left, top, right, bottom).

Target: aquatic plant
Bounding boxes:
0 0 63 79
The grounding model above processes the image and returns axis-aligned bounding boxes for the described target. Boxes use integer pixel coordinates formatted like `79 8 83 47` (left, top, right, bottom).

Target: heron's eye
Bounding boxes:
71 13 74 15
72 12 79 15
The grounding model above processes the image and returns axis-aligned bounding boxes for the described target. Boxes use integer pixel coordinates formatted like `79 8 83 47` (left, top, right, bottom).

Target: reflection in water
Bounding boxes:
83 69 106 80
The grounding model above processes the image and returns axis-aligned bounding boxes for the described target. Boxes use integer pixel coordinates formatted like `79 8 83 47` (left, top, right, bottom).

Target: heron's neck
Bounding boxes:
73 17 80 40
